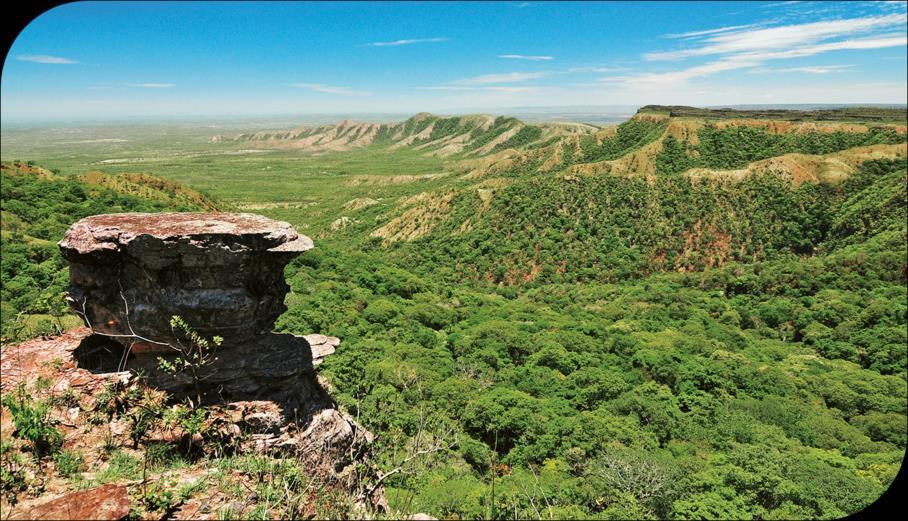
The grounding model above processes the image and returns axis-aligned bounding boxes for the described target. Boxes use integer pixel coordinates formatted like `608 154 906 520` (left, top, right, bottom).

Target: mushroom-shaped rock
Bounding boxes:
59 212 312 352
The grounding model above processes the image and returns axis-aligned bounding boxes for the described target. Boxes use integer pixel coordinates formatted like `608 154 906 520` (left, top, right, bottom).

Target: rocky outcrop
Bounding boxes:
2 212 384 514
0 212 386 515
50 212 376 485
57 212 333 407
0 326 376 517
59 212 312 352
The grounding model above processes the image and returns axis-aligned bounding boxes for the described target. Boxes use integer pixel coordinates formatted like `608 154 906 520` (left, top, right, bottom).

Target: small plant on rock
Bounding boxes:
1 384 63 460
53 449 84 478
142 474 177 512
158 315 222 407
1 440 28 505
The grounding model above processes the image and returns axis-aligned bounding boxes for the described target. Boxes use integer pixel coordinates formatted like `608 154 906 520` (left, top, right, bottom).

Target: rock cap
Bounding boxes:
59 212 313 258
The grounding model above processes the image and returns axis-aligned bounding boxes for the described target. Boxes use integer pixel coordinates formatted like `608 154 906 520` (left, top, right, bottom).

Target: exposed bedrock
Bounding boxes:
1 212 386 507
58 212 332 409
0 327 374 497
59 212 313 352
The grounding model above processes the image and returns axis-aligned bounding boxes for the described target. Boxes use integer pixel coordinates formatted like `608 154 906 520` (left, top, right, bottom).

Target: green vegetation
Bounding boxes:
1 110 905 519
578 118 667 163
465 117 521 152
638 104 908 123
409 161 860 284
2 384 63 460
655 135 696 176
416 116 477 145
492 125 543 153
695 125 903 169
402 114 438 137
0 162 216 341
278 153 906 518
53 450 85 478
158 315 224 407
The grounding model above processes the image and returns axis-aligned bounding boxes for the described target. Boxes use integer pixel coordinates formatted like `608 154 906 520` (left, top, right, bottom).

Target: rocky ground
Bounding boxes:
0 327 389 520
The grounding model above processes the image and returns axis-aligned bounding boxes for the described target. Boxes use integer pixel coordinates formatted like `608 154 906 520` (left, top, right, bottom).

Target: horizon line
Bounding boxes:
2 102 906 127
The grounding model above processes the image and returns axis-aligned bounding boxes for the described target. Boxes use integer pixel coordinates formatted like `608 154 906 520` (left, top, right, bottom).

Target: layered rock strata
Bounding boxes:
57 212 326 405
59 212 312 352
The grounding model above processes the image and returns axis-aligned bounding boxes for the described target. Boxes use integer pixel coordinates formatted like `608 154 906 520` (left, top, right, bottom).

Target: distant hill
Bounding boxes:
290 107 907 288
211 113 597 157
212 108 906 179
639 104 907 122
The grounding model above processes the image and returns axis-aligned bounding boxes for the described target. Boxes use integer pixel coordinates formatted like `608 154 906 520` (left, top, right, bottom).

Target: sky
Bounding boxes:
2 1 906 121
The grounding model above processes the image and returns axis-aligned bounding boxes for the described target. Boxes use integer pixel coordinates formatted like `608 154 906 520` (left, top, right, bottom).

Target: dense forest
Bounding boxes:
277 157 907 519
1 109 905 519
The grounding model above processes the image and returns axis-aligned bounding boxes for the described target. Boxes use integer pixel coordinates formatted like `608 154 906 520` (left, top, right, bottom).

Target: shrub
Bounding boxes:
1 386 63 459
362 299 400 324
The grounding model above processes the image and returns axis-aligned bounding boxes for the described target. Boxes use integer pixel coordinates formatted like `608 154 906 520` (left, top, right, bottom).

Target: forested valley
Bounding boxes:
2 107 906 519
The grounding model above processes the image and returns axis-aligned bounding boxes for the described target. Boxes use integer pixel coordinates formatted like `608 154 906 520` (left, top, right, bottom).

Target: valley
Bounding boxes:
2 106 906 519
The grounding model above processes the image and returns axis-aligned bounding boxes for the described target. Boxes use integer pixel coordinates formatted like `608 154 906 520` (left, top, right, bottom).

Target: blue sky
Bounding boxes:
2 1 906 120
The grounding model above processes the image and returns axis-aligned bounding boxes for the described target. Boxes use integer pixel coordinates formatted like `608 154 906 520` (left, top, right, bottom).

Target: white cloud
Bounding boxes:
645 13 907 61
566 66 629 73
418 85 540 93
750 64 855 74
368 37 448 47
498 54 554 61
664 24 763 39
741 33 907 61
126 83 175 88
16 54 78 64
759 1 802 9
610 13 907 92
291 83 369 95
452 72 551 85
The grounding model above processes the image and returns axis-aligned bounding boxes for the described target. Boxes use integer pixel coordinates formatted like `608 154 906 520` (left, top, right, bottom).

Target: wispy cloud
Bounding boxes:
608 13 907 92
291 83 369 95
749 64 855 74
418 85 539 93
664 23 762 39
645 13 906 61
566 66 629 73
498 54 554 61
452 71 550 85
759 1 802 9
16 54 78 64
516 2 530 7
126 83 175 88
368 37 448 47
748 33 907 60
